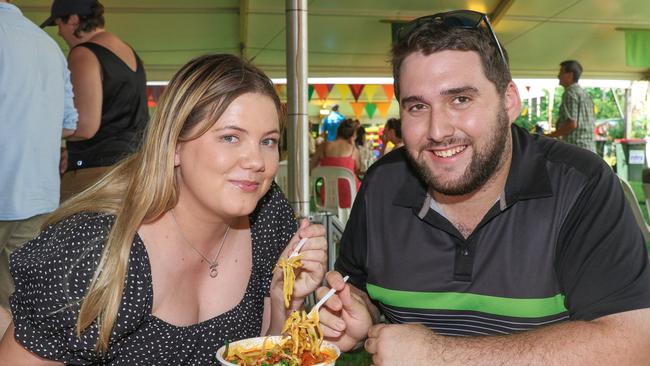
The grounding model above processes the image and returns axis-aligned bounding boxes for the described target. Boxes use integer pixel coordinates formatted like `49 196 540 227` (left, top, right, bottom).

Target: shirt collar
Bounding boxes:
393 125 553 211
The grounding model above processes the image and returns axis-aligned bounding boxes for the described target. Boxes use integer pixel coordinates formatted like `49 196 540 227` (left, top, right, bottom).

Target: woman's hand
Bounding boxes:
271 219 327 311
287 219 327 301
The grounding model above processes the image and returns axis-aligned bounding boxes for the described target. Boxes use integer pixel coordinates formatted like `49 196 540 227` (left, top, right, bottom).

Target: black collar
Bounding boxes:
393 125 553 211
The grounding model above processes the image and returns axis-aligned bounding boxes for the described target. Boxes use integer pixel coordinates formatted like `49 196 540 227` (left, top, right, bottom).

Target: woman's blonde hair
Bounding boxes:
47 54 281 352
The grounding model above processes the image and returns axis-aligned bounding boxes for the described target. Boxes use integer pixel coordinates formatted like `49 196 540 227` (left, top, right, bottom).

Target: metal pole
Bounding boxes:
624 88 632 139
285 0 310 217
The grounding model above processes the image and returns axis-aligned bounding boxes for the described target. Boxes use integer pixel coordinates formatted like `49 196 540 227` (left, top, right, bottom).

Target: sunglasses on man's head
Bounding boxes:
396 10 508 70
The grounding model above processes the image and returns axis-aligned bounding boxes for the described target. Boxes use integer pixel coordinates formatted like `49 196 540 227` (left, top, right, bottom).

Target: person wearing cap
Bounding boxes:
316 10 650 365
42 0 149 202
0 0 77 337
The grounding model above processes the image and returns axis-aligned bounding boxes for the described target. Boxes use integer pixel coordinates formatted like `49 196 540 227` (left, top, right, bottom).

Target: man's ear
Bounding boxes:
68 14 80 25
504 81 522 124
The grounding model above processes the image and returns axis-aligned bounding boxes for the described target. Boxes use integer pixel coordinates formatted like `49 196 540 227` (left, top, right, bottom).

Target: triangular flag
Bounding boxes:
364 85 379 102
349 84 365 102
349 102 366 119
382 84 395 101
274 84 286 98
327 84 334 92
147 87 156 107
314 84 331 103
365 103 377 118
335 84 350 101
375 101 392 118
308 85 315 101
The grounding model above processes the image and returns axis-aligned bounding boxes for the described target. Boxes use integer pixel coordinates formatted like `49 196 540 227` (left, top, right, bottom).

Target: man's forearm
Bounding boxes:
548 119 577 138
426 309 650 365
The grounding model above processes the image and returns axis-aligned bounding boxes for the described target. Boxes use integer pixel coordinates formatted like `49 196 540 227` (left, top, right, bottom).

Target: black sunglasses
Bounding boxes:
397 10 508 70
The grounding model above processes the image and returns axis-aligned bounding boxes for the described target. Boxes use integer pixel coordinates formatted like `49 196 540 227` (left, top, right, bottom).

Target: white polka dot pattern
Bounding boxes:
9 183 297 365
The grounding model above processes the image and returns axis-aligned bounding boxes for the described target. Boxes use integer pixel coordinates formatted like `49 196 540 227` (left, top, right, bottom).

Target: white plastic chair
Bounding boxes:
310 166 358 224
619 177 650 242
275 160 288 194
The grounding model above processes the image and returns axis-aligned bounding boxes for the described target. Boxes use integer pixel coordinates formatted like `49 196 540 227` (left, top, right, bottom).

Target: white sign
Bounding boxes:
629 150 645 165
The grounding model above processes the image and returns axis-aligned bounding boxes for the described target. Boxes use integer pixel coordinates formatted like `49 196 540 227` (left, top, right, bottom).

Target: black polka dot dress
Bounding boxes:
9 183 297 365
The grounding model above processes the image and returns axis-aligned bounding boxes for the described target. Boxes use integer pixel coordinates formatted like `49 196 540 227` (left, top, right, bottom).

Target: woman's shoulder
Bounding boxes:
9 212 153 363
14 213 112 261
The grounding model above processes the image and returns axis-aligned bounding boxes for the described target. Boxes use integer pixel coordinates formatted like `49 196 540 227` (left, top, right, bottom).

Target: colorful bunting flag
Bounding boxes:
349 84 365 102
364 85 379 102
335 84 351 101
314 84 331 103
375 101 392 118
274 84 286 98
365 103 377 118
382 84 395 101
308 85 315 101
349 102 366 119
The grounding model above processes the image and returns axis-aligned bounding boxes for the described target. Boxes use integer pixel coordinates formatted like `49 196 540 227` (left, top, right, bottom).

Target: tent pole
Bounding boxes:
285 0 310 218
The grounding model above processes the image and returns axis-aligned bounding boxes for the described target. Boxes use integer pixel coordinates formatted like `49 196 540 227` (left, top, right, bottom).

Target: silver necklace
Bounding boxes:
170 209 230 278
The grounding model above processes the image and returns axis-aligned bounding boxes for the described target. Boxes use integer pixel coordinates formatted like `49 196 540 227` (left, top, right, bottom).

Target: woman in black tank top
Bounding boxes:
42 0 149 202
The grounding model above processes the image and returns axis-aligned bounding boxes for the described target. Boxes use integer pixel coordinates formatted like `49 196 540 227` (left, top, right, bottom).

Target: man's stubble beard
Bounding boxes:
407 107 511 196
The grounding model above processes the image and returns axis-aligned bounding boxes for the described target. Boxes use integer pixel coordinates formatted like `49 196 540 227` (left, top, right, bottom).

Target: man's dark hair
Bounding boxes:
560 60 583 82
336 118 357 140
61 2 105 38
391 23 511 100
386 118 402 139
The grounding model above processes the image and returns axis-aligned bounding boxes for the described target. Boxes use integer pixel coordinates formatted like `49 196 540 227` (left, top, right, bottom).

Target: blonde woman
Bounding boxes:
0 54 327 365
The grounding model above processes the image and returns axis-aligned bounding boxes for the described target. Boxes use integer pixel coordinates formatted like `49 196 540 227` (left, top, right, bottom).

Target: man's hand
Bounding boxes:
365 323 438 366
316 271 374 351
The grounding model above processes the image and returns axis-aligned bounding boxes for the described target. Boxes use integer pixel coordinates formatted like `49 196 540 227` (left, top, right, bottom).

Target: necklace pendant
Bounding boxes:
209 263 219 278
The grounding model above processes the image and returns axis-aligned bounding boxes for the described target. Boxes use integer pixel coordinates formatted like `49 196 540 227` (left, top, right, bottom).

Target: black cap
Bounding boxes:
40 0 97 28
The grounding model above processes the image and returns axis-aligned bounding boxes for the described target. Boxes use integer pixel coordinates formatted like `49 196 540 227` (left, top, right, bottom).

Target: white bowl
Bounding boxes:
216 335 340 366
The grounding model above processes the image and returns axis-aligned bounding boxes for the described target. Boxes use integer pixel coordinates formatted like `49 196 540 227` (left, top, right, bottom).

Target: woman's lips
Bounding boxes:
230 180 260 192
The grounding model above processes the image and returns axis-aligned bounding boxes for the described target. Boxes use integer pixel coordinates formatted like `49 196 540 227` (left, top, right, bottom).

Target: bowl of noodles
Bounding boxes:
216 335 340 366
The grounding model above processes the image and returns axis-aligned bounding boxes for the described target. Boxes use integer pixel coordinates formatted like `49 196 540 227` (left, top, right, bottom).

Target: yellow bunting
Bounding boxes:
364 85 379 102
335 84 351 101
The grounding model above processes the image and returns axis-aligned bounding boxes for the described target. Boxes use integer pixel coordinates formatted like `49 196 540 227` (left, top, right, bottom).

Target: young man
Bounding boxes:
546 60 597 152
318 10 650 365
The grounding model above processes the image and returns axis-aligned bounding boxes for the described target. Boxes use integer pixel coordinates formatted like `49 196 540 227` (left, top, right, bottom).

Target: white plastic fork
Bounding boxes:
310 275 350 315
289 237 309 258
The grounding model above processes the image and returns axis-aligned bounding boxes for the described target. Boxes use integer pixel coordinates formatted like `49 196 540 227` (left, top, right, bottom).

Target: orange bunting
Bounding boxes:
382 84 395 101
349 102 366 119
314 84 331 103
375 101 392 118
274 84 286 98
349 84 365 102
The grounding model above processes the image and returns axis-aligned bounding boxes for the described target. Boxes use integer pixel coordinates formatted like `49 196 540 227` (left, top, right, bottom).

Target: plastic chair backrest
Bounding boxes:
310 166 357 224
619 177 650 242
275 160 288 194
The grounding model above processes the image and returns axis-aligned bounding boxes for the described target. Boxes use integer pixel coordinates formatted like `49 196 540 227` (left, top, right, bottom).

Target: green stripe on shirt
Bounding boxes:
367 283 568 318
